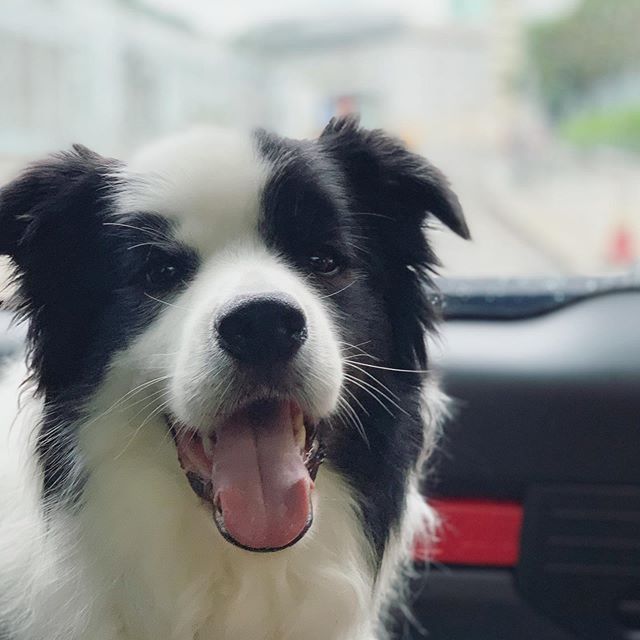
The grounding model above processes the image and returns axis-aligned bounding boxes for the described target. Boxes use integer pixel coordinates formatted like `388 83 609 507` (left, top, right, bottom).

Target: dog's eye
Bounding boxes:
308 250 341 276
144 254 183 291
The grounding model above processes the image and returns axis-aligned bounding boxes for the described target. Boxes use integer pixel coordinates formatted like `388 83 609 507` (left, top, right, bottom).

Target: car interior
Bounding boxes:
401 277 640 640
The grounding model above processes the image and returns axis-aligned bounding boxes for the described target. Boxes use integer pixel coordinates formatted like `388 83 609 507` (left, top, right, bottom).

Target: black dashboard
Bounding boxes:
409 288 640 640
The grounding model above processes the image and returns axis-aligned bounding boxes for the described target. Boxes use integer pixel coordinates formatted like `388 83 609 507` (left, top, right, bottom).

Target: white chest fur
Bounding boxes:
78 409 377 640
0 363 433 640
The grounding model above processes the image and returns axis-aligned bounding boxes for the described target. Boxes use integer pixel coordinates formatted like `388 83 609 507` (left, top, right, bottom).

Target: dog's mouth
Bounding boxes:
167 399 325 553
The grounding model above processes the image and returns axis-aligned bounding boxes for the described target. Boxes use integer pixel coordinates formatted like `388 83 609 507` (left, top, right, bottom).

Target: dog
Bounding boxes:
0 115 468 640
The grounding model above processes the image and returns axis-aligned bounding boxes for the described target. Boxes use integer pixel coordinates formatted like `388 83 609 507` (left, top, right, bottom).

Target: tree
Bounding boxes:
528 0 640 118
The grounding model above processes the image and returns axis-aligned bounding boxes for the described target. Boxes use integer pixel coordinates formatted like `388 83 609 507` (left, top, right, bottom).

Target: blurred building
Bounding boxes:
236 16 498 155
0 0 519 162
0 0 252 164
0 0 637 276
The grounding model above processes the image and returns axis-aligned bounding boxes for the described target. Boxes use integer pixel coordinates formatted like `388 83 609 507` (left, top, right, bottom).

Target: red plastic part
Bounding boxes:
414 498 523 567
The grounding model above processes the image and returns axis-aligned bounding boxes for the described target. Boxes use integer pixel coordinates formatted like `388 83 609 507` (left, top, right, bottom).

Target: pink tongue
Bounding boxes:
211 401 312 550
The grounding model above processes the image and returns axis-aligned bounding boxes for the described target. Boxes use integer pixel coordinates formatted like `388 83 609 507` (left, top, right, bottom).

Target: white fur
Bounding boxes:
114 127 268 258
0 370 445 640
0 128 440 640
0 360 379 640
0 363 99 639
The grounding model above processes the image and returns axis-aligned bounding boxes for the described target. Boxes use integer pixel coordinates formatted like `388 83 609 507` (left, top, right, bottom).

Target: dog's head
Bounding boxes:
0 116 468 552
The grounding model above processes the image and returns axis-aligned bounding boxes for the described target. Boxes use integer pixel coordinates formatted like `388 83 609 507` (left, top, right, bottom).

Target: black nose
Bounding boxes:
216 295 307 364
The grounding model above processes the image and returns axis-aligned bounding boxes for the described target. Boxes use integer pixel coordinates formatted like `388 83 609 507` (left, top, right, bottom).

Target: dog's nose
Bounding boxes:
216 295 307 364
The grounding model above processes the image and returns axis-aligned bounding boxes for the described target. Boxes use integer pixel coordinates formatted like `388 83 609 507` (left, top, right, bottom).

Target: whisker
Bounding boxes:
114 396 170 461
337 395 369 448
345 361 405 403
344 374 395 417
144 293 189 311
128 390 170 422
339 340 378 361
341 385 370 418
84 375 171 428
102 222 170 242
342 238 368 256
351 211 395 222
298 368 369 445
127 241 174 251
344 372 408 417
345 359 428 374
319 278 359 300
346 366 409 414
144 351 181 358
112 388 168 416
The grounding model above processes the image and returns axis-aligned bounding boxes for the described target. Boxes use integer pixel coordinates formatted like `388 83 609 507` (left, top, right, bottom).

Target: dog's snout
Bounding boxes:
216 295 307 364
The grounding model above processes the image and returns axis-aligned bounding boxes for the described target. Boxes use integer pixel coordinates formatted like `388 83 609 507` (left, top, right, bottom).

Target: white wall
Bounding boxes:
0 0 248 160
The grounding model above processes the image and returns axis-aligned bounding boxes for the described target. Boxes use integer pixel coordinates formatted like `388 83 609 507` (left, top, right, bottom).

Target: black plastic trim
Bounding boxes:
394 568 578 639
428 291 640 499
431 274 640 320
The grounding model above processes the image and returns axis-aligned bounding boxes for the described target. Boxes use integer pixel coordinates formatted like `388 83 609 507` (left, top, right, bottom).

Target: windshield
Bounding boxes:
1 0 639 282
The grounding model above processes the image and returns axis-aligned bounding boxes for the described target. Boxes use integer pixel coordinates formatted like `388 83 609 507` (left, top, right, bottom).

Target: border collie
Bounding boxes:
0 116 468 640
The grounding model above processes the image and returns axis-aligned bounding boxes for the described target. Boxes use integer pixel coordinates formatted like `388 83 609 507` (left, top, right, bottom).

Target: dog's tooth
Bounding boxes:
294 415 306 452
202 434 214 458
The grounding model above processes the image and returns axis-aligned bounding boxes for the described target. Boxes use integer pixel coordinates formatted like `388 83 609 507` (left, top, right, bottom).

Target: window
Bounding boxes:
1 0 638 283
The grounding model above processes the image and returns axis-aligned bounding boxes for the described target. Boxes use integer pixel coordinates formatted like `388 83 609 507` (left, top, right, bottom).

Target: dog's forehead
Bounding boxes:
122 128 269 256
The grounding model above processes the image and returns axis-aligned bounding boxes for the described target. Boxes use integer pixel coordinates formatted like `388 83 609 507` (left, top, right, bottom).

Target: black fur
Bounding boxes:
0 150 199 501
256 115 468 561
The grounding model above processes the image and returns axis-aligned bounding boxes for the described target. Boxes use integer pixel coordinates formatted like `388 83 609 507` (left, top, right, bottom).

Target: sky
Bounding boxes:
141 0 581 39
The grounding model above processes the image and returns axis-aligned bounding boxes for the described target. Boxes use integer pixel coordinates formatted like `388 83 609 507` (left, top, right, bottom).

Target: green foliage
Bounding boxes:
528 0 640 117
561 105 640 151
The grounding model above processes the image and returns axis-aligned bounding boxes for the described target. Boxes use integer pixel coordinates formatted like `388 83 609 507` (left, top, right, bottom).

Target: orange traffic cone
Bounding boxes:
608 223 636 266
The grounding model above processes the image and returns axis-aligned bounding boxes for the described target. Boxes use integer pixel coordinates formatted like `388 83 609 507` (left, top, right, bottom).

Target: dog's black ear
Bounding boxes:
319 114 470 240
0 145 110 260
320 116 468 369
0 145 112 263
0 146 120 394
